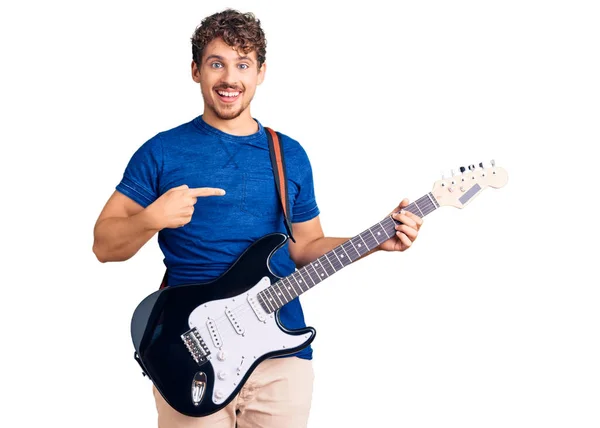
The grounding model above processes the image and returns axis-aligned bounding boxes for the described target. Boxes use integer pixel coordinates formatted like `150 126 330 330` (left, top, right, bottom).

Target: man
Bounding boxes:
93 8 423 428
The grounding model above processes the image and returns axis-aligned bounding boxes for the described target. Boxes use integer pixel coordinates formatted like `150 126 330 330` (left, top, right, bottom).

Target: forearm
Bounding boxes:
93 209 159 262
293 236 378 268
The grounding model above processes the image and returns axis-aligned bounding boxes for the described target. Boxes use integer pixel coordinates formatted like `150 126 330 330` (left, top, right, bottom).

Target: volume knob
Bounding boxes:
217 350 227 361
218 371 228 380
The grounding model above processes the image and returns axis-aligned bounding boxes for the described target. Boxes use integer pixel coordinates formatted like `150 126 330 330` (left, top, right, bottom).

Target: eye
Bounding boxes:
238 63 249 70
210 62 223 69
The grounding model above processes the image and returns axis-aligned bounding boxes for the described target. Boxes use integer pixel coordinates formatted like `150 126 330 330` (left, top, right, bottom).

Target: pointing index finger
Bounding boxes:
188 187 226 197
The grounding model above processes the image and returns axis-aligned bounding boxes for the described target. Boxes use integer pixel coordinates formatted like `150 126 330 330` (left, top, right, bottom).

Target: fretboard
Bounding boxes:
257 192 440 313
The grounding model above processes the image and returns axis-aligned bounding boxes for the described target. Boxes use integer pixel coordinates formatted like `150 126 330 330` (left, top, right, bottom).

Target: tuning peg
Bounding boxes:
490 159 496 167
451 169 456 176
441 171 445 179
468 164 475 171
479 162 484 169
460 166 466 174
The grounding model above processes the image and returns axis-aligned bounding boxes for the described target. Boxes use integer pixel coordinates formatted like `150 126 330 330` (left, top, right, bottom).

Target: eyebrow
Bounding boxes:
205 54 255 64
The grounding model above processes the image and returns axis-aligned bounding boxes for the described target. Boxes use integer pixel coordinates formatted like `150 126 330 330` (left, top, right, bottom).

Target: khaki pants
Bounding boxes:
153 357 314 428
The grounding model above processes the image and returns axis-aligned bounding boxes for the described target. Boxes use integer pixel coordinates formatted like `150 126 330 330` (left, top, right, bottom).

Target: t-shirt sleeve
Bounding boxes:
291 145 320 223
115 134 163 208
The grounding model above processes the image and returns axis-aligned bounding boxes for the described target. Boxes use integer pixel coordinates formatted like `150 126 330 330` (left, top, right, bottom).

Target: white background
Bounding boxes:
1 0 599 427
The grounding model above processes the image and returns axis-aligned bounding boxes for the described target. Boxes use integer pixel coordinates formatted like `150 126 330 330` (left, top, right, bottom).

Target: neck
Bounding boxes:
202 108 258 136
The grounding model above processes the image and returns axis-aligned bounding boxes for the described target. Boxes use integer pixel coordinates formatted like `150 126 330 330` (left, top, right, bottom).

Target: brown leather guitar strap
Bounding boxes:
265 127 296 244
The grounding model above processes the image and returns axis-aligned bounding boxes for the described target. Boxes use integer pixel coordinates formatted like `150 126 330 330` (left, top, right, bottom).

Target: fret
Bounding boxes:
368 229 380 247
382 216 394 229
310 259 329 281
329 248 342 267
374 222 392 241
257 293 269 312
354 235 369 256
271 285 285 306
286 277 299 298
428 192 440 209
370 223 387 245
359 231 376 251
413 200 426 216
265 294 276 313
413 201 424 217
417 195 430 211
299 268 315 288
323 252 338 273
291 271 308 292
344 240 360 261
417 194 437 216
323 251 344 273
367 228 379 245
290 277 302 297
405 204 419 217
300 268 315 290
334 245 352 266
423 193 438 214
262 289 277 312
422 203 434 216
385 216 399 238
281 278 296 300
277 282 291 304
320 254 336 274
305 263 321 287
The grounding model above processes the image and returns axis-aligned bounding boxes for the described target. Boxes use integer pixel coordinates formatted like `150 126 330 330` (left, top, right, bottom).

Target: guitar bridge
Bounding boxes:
181 327 211 365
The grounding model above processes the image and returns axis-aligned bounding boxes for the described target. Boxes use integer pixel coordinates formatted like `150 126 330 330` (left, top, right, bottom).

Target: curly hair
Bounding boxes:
191 9 267 68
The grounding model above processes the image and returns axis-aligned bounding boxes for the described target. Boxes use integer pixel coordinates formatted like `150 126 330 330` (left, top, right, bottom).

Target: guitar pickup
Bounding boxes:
225 307 245 335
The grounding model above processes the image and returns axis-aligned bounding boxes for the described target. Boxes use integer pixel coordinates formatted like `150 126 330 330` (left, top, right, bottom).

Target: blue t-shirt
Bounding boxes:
116 115 320 359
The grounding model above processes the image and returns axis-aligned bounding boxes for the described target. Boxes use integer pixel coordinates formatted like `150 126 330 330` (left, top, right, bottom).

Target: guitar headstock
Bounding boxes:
431 160 508 208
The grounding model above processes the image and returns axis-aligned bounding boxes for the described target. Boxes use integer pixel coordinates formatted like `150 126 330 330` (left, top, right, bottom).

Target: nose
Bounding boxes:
221 65 239 87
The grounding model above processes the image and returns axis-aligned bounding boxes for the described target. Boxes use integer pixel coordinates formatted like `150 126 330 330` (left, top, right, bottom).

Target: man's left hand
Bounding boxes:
378 198 423 252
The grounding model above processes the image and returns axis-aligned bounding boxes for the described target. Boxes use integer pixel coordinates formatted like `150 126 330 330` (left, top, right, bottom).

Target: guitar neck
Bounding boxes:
258 192 440 313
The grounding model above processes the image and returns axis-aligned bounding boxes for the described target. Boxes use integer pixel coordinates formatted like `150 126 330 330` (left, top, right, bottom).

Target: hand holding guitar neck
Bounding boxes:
379 198 424 252
146 184 226 230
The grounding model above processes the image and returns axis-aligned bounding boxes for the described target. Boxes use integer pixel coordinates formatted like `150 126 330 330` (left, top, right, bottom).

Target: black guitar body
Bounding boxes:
130 233 316 417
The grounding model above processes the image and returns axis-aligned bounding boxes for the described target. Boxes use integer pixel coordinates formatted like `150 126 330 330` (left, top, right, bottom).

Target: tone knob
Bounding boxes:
215 389 224 399
217 351 227 361
218 371 228 380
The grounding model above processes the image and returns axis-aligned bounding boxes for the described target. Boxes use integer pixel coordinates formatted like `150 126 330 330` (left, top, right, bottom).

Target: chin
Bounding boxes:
216 109 243 121
212 102 247 121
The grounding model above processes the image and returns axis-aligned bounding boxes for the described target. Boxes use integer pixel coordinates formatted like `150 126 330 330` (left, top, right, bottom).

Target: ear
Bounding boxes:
257 62 266 86
191 61 201 83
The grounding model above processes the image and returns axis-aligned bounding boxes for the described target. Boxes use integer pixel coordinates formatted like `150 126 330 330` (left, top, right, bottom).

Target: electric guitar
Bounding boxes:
130 161 508 417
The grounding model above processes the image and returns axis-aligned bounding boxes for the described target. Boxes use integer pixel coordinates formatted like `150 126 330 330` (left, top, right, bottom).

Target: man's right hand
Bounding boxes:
146 184 226 230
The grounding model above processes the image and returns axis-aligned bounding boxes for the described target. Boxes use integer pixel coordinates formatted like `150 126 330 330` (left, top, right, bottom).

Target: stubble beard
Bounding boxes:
209 102 246 121
206 90 253 121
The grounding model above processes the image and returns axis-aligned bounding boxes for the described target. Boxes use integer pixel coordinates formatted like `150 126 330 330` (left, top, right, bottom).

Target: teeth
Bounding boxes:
218 91 240 97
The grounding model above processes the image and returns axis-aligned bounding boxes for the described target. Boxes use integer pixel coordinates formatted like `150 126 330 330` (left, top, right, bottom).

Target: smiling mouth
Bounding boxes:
216 90 241 103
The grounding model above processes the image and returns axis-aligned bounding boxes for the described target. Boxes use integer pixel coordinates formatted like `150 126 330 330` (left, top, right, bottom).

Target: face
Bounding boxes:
192 38 265 122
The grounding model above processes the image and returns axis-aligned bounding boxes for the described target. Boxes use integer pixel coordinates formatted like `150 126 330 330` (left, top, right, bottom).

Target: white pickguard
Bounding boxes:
187 277 313 405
